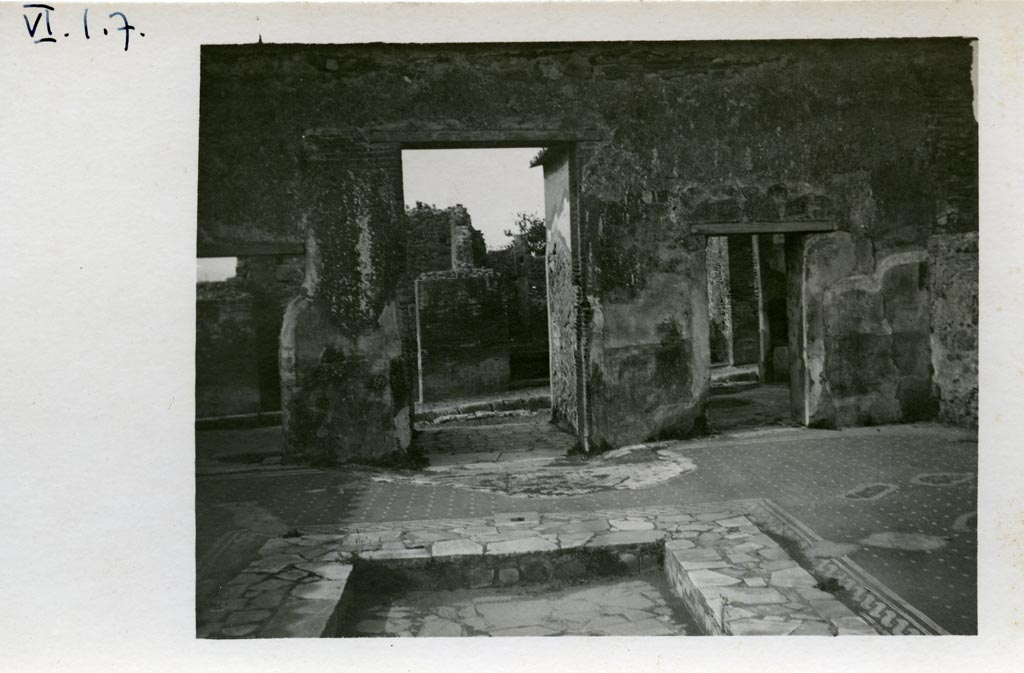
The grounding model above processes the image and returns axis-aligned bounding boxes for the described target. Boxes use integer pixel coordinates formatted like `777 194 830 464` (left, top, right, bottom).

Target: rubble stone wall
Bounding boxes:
705 237 733 365
196 289 261 417
928 232 979 427
195 255 304 417
727 235 760 366
416 270 510 402
199 39 978 451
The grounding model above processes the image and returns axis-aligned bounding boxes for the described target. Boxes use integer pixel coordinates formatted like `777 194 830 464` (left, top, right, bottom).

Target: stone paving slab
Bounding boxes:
343 577 695 637
198 502 874 638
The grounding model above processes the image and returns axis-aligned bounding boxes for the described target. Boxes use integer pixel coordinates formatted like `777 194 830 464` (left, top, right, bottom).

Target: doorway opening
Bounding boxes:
705 233 795 433
402 147 577 461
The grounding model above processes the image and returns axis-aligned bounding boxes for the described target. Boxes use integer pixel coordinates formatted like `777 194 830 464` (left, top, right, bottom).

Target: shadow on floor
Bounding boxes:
708 383 795 433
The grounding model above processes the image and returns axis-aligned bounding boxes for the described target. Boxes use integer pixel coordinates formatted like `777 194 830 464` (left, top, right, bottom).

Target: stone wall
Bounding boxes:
928 232 978 427
543 150 578 432
235 255 305 410
415 270 510 402
705 237 733 365
195 255 304 418
196 284 261 417
406 203 453 275
797 233 938 427
199 39 978 451
759 234 789 383
451 214 478 272
489 238 551 383
406 203 487 275
277 144 414 463
727 235 760 366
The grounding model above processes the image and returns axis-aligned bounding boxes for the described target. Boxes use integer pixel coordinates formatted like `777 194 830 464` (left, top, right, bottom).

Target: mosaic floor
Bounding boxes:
197 422 977 634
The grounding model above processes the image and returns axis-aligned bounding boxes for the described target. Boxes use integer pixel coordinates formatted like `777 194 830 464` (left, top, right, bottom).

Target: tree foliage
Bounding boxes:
504 211 546 256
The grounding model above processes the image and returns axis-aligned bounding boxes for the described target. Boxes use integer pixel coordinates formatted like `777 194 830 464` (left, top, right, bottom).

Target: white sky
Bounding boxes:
402 148 545 250
197 256 237 282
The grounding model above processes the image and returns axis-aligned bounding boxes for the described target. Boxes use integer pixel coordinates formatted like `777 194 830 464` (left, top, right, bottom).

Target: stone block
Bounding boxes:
431 538 484 557
713 587 789 605
727 618 800 636
716 516 754 528
609 518 655 531
617 552 638 571
486 537 558 555
792 621 834 636
688 569 743 588
807 599 858 621
553 557 587 580
419 617 462 637
360 548 432 561
665 538 696 550
557 532 593 549
220 624 260 637
468 567 495 589
497 567 521 586
249 588 289 609
831 615 877 635
523 560 552 583
250 554 306 573
290 580 348 601
259 597 339 638
587 530 667 547
547 518 610 534
769 566 818 588
294 563 353 581
672 547 722 563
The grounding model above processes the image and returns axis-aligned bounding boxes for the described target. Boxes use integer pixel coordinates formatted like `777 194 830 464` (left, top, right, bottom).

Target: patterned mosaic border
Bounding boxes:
746 498 949 636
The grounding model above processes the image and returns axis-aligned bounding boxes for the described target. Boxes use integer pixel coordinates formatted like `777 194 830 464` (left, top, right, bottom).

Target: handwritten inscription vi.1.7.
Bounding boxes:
23 5 145 51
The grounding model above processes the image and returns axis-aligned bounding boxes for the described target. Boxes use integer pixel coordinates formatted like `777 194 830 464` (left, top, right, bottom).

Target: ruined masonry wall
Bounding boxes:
195 254 304 418
802 232 937 427
199 39 977 450
196 291 261 417
406 204 453 275
705 237 733 365
416 270 511 402
928 232 978 427
727 235 760 366
544 152 578 432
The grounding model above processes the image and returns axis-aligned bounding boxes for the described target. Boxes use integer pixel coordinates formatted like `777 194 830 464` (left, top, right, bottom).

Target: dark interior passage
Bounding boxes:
706 234 795 433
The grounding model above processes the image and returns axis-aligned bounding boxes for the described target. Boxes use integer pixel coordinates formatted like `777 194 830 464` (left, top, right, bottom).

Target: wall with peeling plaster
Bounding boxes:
928 232 978 427
543 151 578 433
199 39 977 455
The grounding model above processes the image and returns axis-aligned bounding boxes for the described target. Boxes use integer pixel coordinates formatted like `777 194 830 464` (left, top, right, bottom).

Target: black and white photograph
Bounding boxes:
3 1 1021 671
194 35 978 638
